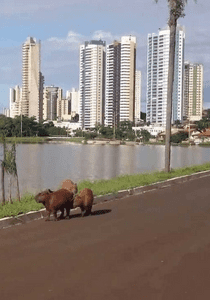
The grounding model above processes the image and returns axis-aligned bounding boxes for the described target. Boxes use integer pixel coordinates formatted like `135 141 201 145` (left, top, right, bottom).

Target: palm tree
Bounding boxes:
154 0 192 172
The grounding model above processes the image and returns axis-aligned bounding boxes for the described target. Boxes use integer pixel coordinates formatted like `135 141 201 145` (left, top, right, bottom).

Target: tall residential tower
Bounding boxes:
105 41 121 127
135 70 142 123
120 36 136 122
21 37 43 121
183 62 203 121
105 36 137 126
79 40 106 129
9 85 22 118
146 25 185 125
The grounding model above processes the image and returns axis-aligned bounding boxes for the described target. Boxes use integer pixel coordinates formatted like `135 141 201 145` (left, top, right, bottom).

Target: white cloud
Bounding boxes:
91 31 119 43
45 31 84 51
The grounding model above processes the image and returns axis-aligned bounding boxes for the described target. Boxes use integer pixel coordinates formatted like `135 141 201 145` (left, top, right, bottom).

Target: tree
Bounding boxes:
99 125 113 139
114 121 135 140
170 132 188 143
1 137 6 205
155 0 195 172
0 115 49 137
3 143 20 202
137 129 152 142
196 118 210 132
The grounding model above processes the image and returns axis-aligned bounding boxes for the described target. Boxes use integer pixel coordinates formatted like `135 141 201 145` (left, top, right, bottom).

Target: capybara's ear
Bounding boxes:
48 189 53 193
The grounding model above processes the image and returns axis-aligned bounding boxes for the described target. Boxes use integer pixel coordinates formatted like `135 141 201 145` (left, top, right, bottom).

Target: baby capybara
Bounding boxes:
35 189 74 221
73 188 94 217
61 179 78 195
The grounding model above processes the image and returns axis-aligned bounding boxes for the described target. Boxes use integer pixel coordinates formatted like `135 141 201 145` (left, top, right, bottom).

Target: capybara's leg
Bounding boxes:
66 207 71 219
59 208 65 219
81 207 86 217
85 208 92 216
45 210 51 221
53 210 58 221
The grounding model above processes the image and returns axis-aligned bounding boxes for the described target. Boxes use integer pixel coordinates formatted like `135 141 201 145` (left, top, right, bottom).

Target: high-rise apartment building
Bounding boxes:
56 88 63 119
21 37 43 121
120 36 136 122
105 36 136 126
61 99 71 119
66 88 79 115
135 70 142 123
146 25 185 125
79 40 106 129
43 86 62 121
10 85 22 118
105 41 121 127
183 61 203 121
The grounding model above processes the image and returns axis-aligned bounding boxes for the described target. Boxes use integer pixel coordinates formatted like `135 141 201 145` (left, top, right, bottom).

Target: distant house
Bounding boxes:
156 128 184 142
197 128 210 143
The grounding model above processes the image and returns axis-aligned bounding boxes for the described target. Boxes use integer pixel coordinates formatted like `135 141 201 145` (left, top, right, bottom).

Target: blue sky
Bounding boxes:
0 0 209 113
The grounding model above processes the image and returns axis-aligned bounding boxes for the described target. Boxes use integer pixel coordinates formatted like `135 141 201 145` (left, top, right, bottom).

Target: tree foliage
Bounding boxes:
195 118 210 132
73 121 137 141
0 115 68 137
136 129 152 142
170 132 188 143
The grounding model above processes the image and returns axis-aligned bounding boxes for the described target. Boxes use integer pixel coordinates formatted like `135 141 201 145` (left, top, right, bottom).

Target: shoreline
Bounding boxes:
1 162 210 223
1 136 209 147
1 168 210 229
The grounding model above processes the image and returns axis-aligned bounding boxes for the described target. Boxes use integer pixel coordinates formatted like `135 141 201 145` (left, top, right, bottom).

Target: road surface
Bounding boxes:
1 175 210 299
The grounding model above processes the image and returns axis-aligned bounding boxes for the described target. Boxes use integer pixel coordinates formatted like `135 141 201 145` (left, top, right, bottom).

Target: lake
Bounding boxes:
0 143 210 199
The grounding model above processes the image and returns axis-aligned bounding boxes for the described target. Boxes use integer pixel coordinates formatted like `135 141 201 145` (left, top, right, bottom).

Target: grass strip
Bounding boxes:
1 137 84 144
0 194 43 219
77 162 210 195
1 162 210 219
2 137 47 144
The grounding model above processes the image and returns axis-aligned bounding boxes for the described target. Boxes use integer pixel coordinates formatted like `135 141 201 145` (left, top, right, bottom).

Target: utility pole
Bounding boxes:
1 137 6 205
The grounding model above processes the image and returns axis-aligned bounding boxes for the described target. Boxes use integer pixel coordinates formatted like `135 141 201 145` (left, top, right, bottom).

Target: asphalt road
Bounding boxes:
1 175 210 300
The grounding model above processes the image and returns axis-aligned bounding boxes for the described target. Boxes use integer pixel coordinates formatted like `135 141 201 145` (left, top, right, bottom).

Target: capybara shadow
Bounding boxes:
73 188 94 217
70 209 112 219
35 189 74 221
91 209 112 216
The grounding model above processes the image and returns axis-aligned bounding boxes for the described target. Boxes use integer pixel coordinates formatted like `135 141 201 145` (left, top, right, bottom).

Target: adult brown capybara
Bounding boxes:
73 188 94 217
35 189 74 221
61 179 78 195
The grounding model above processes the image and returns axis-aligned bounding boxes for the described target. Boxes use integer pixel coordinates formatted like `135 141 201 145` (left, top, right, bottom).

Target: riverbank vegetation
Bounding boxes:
3 137 48 143
74 120 153 142
1 162 210 219
0 115 68 139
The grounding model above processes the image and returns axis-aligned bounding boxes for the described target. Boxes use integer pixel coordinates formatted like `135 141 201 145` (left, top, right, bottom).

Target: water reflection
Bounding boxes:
0 143 210 198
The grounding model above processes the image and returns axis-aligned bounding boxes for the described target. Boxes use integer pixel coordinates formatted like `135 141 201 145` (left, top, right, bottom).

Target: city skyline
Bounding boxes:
0 0 209 113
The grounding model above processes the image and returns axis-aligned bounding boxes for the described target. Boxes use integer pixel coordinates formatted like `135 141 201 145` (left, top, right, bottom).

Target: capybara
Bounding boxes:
61 179 78 195
35 189 74 221
73 188 94 217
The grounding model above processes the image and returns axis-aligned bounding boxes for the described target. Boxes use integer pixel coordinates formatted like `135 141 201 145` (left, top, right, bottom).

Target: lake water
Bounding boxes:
0 143 210 199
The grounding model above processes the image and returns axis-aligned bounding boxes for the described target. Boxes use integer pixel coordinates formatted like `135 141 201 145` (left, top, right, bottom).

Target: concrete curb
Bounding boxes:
1 169 210 229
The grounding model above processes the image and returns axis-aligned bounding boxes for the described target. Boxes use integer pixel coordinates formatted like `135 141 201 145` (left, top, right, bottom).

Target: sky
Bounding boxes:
0 0 209 113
